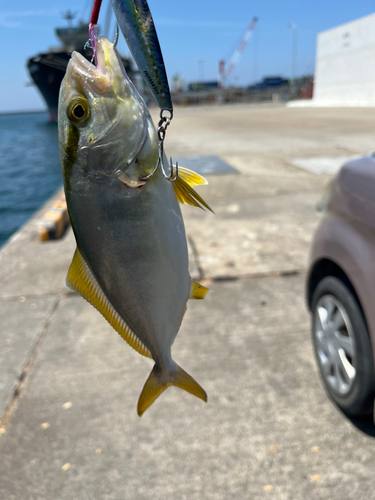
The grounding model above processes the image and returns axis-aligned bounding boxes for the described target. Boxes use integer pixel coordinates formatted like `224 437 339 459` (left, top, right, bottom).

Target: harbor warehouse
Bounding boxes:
314 13 375 106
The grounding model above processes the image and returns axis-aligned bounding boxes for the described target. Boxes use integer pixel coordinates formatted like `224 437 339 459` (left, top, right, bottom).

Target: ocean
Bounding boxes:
0 112 63 247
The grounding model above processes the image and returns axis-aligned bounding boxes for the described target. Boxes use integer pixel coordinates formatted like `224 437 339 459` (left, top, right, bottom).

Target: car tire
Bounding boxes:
311 275 375 416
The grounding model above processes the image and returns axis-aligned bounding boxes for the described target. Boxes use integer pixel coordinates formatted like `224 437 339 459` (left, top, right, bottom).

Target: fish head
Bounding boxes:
58 36 158 184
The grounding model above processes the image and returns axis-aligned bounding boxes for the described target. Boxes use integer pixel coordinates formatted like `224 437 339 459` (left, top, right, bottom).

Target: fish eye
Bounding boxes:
73 104 85 118
67 97 90 125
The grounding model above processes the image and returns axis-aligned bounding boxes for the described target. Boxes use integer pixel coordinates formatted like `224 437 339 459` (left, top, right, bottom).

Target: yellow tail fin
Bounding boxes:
137 364 207 416
173 175 214 213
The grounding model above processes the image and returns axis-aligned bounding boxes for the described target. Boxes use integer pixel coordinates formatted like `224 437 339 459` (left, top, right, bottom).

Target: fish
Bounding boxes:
58 36 212 416
110 0 172 112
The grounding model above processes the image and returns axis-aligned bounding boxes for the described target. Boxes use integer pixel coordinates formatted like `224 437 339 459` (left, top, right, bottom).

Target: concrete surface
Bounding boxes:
2 104 375 499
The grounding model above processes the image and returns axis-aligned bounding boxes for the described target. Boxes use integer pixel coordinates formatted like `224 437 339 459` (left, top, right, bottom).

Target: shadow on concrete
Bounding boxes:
345 413 375 438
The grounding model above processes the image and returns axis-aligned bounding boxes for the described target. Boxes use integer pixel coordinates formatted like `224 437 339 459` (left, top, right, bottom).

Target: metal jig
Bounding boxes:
113 24 119 47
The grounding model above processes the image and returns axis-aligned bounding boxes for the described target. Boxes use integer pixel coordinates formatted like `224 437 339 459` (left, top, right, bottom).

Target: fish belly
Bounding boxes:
66 170 191 365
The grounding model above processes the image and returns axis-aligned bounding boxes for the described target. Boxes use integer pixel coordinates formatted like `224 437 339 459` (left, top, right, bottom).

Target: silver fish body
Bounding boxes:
68 157 190 365
110 0 172 111
58 37 209 415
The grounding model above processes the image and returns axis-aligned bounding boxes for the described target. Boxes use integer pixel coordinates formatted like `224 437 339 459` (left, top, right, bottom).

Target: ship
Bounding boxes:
26 10 142 121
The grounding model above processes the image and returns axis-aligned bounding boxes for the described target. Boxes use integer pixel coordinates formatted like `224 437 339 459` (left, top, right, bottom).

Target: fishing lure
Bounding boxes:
88 0 176 181
110 0 173 114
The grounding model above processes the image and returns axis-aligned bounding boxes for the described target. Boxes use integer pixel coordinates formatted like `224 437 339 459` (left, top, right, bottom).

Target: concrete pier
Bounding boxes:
2 104 375 499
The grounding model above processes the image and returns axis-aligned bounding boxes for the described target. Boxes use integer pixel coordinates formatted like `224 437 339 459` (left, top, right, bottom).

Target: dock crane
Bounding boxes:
218 16 258 87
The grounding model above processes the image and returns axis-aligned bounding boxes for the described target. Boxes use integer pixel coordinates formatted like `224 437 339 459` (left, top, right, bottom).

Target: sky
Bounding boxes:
1 0 375 112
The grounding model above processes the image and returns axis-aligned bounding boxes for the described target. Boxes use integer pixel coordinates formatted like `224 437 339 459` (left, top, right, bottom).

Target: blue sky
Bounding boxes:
1 0 375 112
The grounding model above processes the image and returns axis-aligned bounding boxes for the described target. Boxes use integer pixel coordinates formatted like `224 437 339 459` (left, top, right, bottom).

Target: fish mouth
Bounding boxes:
70 37 120 94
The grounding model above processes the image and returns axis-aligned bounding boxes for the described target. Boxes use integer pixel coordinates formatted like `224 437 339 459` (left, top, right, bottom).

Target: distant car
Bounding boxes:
307 156 375 417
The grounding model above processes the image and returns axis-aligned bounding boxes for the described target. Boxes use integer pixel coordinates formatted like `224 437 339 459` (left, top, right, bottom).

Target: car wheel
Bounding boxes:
311 276 375 416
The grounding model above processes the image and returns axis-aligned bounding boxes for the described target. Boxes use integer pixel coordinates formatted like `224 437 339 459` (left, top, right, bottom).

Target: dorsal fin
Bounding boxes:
67 248 152 358
172 175 214 213
178 167 208 187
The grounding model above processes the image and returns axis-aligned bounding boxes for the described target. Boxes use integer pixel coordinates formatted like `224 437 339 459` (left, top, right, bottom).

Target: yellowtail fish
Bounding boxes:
58 37 213 416
110 0 172 112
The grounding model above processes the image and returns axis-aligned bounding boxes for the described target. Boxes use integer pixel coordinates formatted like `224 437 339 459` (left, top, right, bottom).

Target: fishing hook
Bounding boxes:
157 114 178 182
140 112 178 182
140 141 178 182
158 144 178 183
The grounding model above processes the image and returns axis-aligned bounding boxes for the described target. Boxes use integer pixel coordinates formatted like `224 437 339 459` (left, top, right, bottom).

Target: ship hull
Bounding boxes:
27 52 71 121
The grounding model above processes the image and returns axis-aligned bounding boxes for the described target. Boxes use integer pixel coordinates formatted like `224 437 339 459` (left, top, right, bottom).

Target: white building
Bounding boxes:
314 13 375 106
291 13 375 107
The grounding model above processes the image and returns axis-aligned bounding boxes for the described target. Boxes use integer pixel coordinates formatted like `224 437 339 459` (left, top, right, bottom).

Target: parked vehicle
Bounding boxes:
307 156 375 416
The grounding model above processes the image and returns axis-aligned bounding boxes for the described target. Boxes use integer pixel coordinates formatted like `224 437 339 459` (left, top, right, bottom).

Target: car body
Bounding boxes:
307 156 375 416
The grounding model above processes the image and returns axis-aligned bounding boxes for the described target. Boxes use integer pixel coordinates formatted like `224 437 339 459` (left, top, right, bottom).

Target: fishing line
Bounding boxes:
90 0 103 26
86 0 104 66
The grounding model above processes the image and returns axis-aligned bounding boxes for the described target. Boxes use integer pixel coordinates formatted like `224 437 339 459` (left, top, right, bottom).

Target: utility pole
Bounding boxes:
287 23 298 97
304 56 312 76
198 59 205 90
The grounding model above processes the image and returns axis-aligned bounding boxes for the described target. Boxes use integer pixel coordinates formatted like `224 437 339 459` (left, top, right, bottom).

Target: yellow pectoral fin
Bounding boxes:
178 167 208 187
66 248 152 359
190 280 210 300
137 363 207 417
173 175 214 213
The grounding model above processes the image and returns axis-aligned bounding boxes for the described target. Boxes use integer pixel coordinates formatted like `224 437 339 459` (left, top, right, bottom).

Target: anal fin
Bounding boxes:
67 248 152 358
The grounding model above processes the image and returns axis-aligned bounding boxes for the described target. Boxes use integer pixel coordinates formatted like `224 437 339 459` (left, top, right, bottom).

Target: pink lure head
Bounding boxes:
88 23 98 66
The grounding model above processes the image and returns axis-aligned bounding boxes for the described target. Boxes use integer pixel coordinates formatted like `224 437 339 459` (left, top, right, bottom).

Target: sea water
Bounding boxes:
0 112 62 247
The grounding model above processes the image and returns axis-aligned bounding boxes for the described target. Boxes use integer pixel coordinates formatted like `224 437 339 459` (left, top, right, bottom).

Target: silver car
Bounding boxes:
307 156 375 417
